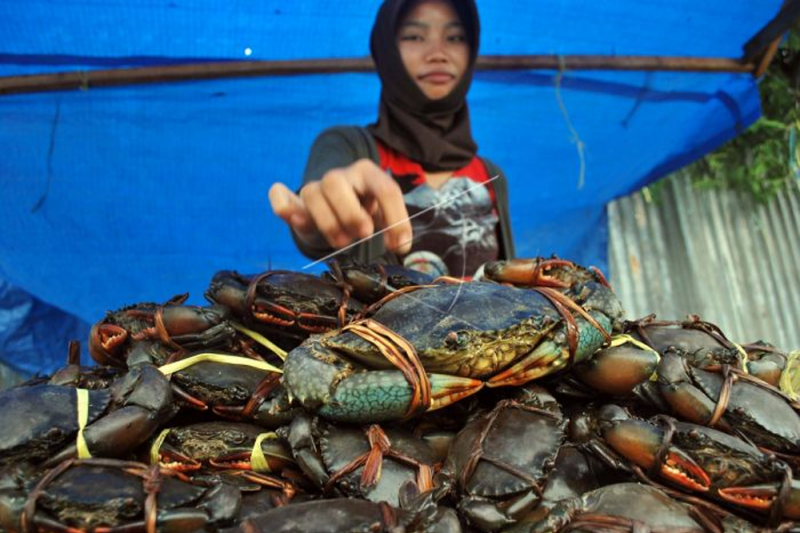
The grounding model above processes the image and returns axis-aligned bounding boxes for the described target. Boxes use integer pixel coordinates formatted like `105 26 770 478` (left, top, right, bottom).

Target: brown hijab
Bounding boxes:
366 0 480 171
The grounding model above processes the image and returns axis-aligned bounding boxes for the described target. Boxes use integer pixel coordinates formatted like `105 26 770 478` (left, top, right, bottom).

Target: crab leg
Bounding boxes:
487 312 612 388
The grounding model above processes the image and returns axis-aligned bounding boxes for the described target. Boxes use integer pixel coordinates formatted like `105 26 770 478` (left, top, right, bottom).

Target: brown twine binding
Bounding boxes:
533 287 611 366
142 465 162 533
343 319 431 420
648 416 677 479
457 400 558 498
21 459 165 533
324 425 433 496
706 365 735 428
768 464 793 528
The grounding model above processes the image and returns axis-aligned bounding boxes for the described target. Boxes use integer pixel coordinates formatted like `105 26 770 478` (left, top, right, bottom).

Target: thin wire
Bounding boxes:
554 58 586 190
302 174 500 269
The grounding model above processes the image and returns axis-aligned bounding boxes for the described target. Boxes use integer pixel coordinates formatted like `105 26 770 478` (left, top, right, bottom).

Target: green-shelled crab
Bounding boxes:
283 258 624 423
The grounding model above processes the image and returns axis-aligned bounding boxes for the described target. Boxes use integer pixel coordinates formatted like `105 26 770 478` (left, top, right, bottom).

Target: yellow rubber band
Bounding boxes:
609 334 659 354
250 432 279 473
76 389 92 459
731 342 749 375
231 322 288 361
149 428 172 465
608 335 662 382
781 351 800 401
158 352 282 376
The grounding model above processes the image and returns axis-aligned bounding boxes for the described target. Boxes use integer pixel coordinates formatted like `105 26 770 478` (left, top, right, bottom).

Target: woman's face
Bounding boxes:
396 0 469 100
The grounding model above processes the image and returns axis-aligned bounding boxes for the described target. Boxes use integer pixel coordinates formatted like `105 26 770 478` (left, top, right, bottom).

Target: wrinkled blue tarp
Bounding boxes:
0 0 779 374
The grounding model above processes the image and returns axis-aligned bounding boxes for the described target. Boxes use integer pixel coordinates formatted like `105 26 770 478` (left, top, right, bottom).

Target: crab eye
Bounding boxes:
445 331 469 349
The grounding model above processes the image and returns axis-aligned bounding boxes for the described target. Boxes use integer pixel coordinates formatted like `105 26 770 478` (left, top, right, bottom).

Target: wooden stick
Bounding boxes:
754 37 784 78
743 0 800 62
0 55 754 96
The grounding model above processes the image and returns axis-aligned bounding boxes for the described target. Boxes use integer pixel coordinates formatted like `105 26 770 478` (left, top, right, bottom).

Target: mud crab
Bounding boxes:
240 498 415 532
150 422 296 481
156 352 299 428
0 365 176 468
21 458 240 532
283 267 622 422
584 405 800 525
442 385 567 531
516 483 723 533
280 412 438 506
205 270 364 340
324 259 435 304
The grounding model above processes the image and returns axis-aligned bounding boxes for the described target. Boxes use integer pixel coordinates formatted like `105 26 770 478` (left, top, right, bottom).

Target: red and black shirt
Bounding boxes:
377 141 500 279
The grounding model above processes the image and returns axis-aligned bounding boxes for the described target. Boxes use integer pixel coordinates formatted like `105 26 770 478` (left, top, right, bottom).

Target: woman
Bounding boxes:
269 0 514 278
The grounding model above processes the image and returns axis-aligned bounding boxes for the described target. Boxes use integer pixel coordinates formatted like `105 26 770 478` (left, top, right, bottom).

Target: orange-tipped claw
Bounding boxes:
89 323 129 366
718 485 779 512
660 448 711 492
158 449 202 472
429 374 484 411
484 258 574 289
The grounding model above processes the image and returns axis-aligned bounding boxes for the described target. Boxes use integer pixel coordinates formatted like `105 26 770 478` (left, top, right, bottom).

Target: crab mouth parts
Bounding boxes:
718 487 777 511
660 452 710 492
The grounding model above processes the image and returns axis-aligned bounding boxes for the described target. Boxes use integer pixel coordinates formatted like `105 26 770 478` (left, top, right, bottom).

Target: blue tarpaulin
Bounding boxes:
0 1 778 374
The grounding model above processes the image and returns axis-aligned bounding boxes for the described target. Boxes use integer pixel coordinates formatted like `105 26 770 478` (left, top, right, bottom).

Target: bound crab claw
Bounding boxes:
149 421 296 495
284 333 484 423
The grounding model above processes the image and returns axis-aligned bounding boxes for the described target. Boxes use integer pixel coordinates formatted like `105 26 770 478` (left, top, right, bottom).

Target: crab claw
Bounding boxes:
487 315 612 388
89 323 129 366
313 371 483 423
602 418 710 493
159 448 203 473
483 258 576 288
719 481 800 519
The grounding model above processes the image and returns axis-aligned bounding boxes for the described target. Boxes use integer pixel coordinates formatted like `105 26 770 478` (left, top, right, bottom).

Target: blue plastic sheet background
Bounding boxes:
0 1 778 374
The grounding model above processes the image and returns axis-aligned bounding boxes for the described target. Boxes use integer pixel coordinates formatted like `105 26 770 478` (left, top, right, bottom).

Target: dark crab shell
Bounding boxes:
282 413 439 506
521 483 710 533
32 461 240 531
325 282 565 378
318 424 438 504
447 390 566 500
660 352 800 455
241 498 414 533
0 384 110 466
158 421 294 471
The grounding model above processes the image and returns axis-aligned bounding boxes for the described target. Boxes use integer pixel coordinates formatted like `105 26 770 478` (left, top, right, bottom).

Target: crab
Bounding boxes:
205 270 364 341
20 458 240 532
150 422 296 485
0 364 176 469
155 351 299 428
441 385 567 531
280 412 438 506
520 482 725 533
283 266 622 423
582 405 800 527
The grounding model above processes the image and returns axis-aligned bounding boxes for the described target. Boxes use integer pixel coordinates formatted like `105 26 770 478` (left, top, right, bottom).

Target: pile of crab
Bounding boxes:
1 257 799 532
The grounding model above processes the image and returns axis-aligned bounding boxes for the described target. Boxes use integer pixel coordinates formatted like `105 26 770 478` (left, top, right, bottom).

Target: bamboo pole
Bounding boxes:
0 55 754 96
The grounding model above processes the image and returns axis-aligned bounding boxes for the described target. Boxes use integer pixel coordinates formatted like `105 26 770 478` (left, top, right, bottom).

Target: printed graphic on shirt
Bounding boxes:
399 176 499 279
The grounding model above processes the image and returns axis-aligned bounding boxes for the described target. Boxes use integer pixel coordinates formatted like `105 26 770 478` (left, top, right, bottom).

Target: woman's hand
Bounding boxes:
269 159 412 255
